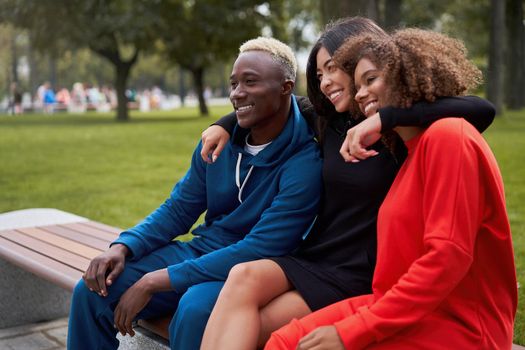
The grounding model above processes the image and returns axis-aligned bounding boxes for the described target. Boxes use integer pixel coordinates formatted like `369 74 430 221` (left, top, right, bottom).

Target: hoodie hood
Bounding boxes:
230 95 315 168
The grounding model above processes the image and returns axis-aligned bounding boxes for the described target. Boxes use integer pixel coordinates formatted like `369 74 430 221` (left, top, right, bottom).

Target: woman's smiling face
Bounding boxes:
316 46 352 113
353 57 388 118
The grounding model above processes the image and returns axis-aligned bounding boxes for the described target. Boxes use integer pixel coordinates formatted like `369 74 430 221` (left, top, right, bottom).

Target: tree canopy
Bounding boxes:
1 0 523 117
156 0 274 115
0 0 161 120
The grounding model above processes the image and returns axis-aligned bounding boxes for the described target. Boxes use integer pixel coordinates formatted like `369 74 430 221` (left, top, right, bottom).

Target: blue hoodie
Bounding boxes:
113 95 322 293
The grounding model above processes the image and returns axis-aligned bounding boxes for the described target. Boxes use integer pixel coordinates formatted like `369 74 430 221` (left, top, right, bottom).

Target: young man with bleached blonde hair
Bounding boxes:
239 36 298 81
67 36 322 350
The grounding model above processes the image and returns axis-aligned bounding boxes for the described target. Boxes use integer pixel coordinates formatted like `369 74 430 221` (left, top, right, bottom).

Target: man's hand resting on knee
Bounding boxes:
83 243 129 297
114 269 172 337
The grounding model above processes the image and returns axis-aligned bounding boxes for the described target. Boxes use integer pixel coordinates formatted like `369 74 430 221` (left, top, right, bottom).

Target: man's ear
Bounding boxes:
282 80 295 95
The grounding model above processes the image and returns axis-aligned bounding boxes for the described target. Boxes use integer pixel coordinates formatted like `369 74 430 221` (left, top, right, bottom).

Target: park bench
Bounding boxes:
0 208 170 349
1 208 523 350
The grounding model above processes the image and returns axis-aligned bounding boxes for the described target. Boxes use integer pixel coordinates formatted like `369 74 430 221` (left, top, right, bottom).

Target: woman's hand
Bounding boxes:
340 113 382 163
296 326 345 350
201 125 230 163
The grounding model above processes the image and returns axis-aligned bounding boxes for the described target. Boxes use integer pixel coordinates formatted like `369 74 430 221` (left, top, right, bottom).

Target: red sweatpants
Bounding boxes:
264 294 374 349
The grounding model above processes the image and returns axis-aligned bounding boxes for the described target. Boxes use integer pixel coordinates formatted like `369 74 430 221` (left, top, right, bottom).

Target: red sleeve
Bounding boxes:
334 120 482 348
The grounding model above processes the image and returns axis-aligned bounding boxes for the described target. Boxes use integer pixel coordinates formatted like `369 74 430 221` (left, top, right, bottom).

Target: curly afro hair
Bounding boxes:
333 28 483 117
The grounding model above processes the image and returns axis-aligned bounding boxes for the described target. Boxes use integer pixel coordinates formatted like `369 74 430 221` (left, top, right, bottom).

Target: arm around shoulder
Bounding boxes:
378 96 495 133
212 111 237 135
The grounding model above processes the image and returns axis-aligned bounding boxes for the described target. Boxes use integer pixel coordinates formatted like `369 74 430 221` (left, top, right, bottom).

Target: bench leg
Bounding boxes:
0 259 71 329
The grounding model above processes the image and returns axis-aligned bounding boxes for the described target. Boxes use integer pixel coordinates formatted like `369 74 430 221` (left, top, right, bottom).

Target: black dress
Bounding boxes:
271 116 402 311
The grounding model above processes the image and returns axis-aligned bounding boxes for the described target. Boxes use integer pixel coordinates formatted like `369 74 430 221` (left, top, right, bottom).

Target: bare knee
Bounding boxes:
226 261 264 289
222 262 267 303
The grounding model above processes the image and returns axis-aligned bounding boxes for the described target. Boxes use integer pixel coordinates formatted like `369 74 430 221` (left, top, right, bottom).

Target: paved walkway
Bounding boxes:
0 318 67 350
1 316 524 350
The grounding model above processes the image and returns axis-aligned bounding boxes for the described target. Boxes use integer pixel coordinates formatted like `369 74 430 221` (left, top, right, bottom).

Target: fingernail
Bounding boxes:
212 155 217 162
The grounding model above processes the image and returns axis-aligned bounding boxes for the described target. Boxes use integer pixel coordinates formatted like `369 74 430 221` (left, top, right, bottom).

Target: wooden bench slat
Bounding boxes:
41 224 112 250
64 222 121 241
81 220 122 235
0 236 81 291
15 227 102 260
52 223 117 242
0 229 91 271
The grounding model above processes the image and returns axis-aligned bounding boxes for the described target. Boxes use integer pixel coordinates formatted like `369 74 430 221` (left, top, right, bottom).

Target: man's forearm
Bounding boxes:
139 269 172 293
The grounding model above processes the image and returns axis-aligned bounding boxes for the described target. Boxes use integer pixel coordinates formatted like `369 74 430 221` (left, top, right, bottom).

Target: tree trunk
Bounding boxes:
179 66 186 106
11 33 18 83
220 64 228 97
320 0 379 25
28 40 37 99
191 67 209 116
49 54 57 90
384 0 403 30
115 62 132 121
269 0 289 42
505 0 525 109
366 0 380 25
92 45 139 121
487 0 505 115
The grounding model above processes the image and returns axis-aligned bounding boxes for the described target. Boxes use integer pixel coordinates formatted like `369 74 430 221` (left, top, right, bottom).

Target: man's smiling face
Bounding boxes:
229 51 286 130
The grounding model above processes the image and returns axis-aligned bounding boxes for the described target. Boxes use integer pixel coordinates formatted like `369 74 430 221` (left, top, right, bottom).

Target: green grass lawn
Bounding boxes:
0 107 232 230
484 109 525 344
1 107 524 344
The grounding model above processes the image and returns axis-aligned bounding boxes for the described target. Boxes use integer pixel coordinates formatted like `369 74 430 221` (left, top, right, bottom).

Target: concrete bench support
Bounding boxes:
0 259 72 328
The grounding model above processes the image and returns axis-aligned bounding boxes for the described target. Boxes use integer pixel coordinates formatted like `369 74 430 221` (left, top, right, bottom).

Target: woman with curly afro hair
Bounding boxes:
265 29 517 350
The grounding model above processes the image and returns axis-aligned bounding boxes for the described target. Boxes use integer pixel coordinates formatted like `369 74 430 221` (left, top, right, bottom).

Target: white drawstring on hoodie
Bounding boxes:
236 134 272 203
235 153 254 203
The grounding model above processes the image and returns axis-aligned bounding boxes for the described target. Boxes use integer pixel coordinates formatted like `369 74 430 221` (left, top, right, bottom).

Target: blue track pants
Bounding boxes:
67 241 224 350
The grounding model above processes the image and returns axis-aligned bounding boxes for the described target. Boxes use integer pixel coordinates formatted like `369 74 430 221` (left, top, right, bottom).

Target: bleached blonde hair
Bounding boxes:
239 37 297 82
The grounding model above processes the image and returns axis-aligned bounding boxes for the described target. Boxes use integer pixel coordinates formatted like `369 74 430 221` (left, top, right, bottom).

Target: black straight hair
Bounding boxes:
306 17 387 141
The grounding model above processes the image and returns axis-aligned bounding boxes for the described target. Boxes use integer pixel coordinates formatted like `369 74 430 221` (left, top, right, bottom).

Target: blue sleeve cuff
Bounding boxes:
112 233 146 261
167 264 192 293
